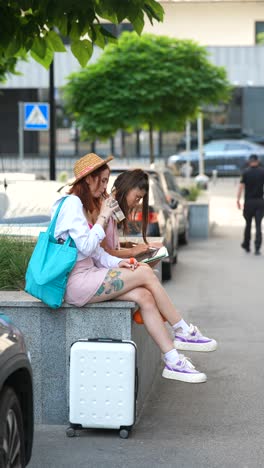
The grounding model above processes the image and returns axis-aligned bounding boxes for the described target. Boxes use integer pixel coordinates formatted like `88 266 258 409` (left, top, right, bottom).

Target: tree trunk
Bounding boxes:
158 130 163 158
110 136 115 155
136 129 141 157
91 141 96 153
121 130 126 159
149 123 154 165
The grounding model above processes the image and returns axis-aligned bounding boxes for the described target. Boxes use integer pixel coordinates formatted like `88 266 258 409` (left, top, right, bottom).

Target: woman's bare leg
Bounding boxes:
89 266 182 325
89 269 210 383
119 288 174 353
92 283 174 353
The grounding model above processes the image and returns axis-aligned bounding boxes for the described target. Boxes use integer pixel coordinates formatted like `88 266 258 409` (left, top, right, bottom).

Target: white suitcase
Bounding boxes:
66 338 138 439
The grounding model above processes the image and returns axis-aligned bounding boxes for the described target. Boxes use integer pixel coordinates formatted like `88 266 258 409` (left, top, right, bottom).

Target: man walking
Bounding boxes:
237 154 264 255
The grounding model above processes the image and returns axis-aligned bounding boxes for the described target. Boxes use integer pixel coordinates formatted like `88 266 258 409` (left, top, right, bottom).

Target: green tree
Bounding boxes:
0 0 163 81
64 32 231 161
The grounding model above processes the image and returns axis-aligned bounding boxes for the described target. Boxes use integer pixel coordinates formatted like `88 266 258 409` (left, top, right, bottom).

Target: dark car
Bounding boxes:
0 314 33 468
146 168 189 245
108 172 179 280
167 139 264 176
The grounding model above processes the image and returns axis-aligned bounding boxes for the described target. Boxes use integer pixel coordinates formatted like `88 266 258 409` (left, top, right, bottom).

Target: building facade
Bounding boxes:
1 2 264 159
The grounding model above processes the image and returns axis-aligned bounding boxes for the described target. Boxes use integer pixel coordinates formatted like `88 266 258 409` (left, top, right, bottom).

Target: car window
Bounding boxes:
204 141 226 151
108 174 119 192
150 173 160 184
149 178 167 205
163 171 178 191
225 143 247 151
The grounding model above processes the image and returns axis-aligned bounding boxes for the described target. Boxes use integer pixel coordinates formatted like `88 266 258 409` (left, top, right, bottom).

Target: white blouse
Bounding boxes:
51 195 121 267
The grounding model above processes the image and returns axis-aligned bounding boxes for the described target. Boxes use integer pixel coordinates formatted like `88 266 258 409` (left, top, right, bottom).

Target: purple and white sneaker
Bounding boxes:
174 324 217 352
162 355 207 383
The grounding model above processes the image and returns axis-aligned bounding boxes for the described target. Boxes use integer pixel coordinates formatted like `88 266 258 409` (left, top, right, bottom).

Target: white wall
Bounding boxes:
143 2 264 45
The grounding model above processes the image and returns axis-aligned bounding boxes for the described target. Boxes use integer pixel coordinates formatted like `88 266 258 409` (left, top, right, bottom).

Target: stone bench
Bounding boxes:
0 291 161 425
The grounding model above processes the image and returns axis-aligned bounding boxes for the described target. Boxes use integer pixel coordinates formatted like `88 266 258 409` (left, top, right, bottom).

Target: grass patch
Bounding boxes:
0 236 35 290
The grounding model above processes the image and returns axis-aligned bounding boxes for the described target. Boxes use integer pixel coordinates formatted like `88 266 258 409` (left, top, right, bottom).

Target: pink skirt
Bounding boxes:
65 257 108 307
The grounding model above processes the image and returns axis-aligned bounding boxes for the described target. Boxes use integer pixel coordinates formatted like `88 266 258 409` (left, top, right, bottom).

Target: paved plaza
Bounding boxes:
28 178 264 468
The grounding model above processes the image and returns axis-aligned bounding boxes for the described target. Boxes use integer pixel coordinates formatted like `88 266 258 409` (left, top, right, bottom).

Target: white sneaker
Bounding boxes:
162 355 207 383
174 324 217 352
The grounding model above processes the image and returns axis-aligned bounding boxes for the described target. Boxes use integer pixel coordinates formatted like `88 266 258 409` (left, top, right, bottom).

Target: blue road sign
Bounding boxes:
24 102 50 131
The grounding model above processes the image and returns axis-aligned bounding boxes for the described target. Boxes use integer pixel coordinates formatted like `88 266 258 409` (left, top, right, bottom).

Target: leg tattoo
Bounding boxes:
95 270 124 296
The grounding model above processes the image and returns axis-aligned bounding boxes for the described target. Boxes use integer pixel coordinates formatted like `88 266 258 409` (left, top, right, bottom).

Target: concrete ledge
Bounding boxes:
188 200 209 239
0 291 161 425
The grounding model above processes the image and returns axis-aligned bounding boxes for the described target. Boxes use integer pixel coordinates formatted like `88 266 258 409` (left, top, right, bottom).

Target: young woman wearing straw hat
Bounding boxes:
51 153 217 383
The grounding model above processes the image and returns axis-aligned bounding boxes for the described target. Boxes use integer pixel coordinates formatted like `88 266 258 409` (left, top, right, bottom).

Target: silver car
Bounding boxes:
146 168 189 245
167 139 264 176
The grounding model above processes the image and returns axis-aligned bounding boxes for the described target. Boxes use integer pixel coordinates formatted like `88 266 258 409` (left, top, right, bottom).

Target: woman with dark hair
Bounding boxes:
87 168 153 259
113 169 150 244
51 153 217 384
103 169 162 259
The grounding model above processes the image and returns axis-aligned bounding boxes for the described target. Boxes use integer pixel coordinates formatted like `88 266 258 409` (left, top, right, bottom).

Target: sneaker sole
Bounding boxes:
162 368 207 383
174 339 217 352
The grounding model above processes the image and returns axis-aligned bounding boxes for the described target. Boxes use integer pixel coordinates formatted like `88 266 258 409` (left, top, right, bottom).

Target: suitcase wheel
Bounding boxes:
119 428 129 439
66 426 76 438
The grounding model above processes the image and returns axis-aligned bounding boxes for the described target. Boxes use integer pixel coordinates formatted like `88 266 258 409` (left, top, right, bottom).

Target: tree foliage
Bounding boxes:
0 0 164 80
64 32 232 141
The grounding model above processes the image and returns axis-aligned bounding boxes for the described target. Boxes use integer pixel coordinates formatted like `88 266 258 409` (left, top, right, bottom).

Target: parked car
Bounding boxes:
176 126 264 152
0 179 62 223
108 171 179 280
0 314 34 468
167 139 264 176
146 168 189 245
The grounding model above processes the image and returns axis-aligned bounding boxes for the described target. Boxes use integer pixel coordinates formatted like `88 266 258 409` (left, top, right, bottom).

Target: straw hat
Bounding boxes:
69 153 114 185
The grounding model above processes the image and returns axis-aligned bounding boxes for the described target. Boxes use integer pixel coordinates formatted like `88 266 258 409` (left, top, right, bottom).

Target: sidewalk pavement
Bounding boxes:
28 178 264 468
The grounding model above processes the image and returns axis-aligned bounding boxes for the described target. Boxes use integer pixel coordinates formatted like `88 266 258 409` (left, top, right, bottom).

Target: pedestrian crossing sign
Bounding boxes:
24 103 50 131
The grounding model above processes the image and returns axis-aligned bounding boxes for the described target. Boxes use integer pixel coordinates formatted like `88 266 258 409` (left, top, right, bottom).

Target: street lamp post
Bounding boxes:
195 112 209 189
185 120 192 183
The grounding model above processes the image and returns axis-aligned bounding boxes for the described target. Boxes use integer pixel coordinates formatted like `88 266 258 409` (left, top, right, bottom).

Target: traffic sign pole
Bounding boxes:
18 102 24 165
49 61 56 181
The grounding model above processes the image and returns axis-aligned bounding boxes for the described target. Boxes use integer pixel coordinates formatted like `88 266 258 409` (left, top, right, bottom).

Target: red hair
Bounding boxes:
68 163 110 213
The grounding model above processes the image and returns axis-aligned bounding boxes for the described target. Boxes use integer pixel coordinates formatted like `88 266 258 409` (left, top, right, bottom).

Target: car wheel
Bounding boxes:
172 253 178 265
179 227 189 245
162 261 172 281
0 386 26 468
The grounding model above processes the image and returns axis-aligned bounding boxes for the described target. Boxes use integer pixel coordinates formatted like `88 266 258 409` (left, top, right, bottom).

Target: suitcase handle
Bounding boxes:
87 338 123 343
135 367 139 399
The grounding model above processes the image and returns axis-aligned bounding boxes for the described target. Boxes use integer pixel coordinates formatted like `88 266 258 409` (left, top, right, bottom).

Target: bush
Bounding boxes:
182 185 201 202
0 236 35 290
187 186 201 201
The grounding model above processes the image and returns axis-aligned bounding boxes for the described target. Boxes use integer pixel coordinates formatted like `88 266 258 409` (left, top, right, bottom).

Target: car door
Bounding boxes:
224 142 250 174
202 141 227 174
162 170 187 234
150 178 178 260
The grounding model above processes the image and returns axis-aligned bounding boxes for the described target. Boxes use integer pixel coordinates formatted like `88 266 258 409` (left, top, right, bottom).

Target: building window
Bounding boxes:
255 22 264 44
61 23 133 45
101 23 134 38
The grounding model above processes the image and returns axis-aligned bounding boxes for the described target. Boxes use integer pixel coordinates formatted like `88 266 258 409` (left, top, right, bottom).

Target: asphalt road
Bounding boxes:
28 179 264 468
